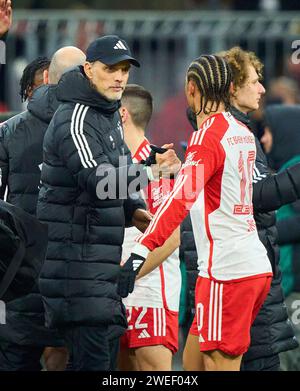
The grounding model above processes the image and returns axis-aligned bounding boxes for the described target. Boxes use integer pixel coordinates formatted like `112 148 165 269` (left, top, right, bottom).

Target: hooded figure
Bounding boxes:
0 85 64 370
265 104 300 297
0 84 60 214
265 105 300 172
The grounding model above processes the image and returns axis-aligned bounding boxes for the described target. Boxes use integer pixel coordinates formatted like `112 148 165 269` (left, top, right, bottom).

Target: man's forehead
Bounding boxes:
92 59 131 69
108 60 131 68
247 64 259 81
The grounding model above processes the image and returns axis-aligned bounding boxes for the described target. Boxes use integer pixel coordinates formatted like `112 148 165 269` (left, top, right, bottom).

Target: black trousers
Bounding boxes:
241 354 280 371
0 341 43 371
62 326 120 371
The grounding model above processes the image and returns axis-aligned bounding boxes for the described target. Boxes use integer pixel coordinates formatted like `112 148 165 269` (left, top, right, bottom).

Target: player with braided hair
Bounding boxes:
19 56 50 102
118 54 272 371
187 55 231 115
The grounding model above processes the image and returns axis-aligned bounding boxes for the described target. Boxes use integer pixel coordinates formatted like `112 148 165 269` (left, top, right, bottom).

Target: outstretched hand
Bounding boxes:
0 0 12 38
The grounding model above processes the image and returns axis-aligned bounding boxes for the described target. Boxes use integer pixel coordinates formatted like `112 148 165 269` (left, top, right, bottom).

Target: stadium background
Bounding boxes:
1 0 300 158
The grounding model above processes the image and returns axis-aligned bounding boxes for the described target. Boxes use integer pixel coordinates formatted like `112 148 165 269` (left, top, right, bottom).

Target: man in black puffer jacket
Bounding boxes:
0 57 50 212
0 47 86 371
182 47 299 371
37 35 180 371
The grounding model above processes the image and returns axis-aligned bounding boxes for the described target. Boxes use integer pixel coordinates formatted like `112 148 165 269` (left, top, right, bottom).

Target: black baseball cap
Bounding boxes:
86 35 140 67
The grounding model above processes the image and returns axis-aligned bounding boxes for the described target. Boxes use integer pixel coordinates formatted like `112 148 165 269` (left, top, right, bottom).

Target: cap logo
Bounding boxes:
114 40 127 50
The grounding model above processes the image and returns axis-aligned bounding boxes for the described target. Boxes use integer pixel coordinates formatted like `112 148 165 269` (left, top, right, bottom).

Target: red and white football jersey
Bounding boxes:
122 138 181 311
134 112 272 282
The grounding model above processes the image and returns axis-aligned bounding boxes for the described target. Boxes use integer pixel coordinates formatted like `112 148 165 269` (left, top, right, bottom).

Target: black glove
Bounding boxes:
141 144 168 166
186 107 198 131
117 252 146 298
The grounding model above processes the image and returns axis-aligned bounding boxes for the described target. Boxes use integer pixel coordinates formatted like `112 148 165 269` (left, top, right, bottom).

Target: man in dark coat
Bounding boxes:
0 47 86 371
37 35 180 371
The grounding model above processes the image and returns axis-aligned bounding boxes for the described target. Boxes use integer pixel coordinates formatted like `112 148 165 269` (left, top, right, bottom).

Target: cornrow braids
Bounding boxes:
187 54 232 115
19 56 50 102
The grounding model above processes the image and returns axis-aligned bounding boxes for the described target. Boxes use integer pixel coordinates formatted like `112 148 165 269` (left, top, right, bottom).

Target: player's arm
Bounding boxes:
276 214 300 245
118 133 224 297
136 227 180 279
253 137 300 212
136 136 222 253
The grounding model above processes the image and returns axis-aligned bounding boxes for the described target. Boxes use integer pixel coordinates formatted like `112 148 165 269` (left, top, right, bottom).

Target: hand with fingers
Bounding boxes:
117 252 146 298
132 208 152 233
154 143 182 179
0 0 12 38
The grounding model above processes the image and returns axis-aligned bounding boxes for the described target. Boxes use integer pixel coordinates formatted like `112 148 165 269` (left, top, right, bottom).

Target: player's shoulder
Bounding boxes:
207 111 235 140
189 112 231 148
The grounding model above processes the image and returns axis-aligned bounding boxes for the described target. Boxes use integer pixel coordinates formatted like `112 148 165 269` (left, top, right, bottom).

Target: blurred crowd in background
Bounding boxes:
1 1 300 159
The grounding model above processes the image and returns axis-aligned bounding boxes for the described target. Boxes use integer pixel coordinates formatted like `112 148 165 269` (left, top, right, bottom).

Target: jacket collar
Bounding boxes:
56 66 120 114
230 106 251 128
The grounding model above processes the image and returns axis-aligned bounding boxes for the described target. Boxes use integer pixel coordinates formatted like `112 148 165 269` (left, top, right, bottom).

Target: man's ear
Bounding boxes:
83 62 93 80
119 106 129 124
43 69 49 84
229 81 236 96
186 79 197 99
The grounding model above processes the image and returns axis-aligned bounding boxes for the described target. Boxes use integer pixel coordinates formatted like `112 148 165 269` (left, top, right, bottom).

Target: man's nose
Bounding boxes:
115 69 125 81
259 83 266 95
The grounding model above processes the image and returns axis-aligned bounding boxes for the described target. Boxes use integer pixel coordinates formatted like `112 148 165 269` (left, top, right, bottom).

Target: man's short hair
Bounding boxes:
121 84 153 129
221 46 264 89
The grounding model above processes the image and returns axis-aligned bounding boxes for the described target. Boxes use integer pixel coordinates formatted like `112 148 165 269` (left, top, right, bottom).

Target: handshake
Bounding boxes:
146 143 181 180
117 252 146 298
